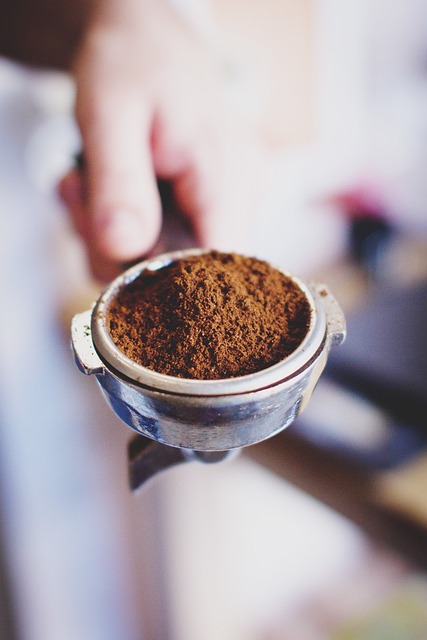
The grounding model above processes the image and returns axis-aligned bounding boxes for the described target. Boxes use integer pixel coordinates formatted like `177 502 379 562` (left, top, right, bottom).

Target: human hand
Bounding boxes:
59 0 266 281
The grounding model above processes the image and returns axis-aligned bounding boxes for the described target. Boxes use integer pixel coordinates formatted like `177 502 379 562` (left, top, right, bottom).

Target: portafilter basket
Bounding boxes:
71 249 346 490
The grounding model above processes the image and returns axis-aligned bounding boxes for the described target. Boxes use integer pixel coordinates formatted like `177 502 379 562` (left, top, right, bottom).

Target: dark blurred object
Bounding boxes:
349 215 394 278
330 187 396 279
0 0 92 70
0 440 19 640
294 279 427 470
323 280 427 457
284 184 427 469
0 515 18 640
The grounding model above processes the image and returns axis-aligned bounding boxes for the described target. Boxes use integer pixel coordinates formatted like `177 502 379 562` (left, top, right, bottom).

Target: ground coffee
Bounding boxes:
106 251 311 380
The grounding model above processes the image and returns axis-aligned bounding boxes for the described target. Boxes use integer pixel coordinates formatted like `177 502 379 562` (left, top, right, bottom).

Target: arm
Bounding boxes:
1 0 313 281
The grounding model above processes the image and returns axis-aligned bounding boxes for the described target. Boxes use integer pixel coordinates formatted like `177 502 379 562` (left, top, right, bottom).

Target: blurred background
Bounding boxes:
1 0 427 638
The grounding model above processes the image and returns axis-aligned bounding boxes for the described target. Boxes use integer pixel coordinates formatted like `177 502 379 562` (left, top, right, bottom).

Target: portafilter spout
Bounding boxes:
71 249 346 491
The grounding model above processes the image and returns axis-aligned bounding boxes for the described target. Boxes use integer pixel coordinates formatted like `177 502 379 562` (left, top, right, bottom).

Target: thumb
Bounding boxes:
78 93 162 264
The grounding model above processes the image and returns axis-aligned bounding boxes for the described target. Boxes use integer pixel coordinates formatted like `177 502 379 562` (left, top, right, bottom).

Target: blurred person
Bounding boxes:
57 0 427 283
2 0 427 284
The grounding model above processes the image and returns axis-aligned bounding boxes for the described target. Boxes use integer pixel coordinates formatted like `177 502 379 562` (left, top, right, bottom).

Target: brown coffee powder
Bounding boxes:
106 251 311 380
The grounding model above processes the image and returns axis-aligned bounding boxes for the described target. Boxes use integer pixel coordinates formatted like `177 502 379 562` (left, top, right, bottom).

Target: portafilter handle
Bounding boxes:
128 436 238 491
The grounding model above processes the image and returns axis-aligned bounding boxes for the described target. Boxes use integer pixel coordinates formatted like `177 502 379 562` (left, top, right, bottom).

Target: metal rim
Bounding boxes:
91 249 327 396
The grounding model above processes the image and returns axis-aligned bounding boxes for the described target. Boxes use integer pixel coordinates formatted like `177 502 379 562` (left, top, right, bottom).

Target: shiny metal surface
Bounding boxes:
91 249 332 395
71 249 346 487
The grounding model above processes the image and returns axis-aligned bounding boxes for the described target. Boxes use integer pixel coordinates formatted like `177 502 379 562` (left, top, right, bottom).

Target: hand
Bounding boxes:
59 0 266 281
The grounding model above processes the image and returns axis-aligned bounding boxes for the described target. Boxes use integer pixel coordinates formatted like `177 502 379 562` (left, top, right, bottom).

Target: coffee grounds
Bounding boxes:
106 251 311 380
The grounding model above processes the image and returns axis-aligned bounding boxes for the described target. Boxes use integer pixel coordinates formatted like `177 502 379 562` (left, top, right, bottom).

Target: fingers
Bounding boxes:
59 168 87 235
59 168 124 281
80 93 162 259
172 132 267 256
74 79 162 273
59 16 267 281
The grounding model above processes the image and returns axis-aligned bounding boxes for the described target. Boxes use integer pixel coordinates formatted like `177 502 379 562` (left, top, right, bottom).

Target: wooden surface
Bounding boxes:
247 429 427 570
